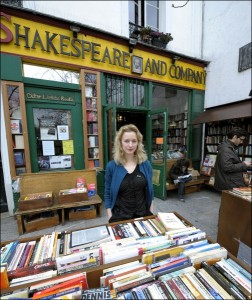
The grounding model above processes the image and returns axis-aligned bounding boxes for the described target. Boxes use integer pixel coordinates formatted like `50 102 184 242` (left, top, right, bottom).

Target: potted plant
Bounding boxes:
151 31 173 48
139 26 152 43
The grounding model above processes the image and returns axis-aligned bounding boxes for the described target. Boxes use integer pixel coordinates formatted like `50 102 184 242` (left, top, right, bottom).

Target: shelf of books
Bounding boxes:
1 212 251 299
2 81 31 178
81 70 103 170
202 119 252 185
168 112 188 151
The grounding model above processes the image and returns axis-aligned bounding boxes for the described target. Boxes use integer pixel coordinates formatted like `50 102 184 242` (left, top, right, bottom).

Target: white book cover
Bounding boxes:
14 135 24 149
189 247 228 264
57 125 69 140
157 212 187 231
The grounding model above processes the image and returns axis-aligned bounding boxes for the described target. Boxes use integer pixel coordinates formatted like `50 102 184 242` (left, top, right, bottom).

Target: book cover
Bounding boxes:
179 273 205 299
157 212 187 231
7 260 56 280
14 135 24 149
82 286 112 300
14 151 25 166
1 288 29 299
10 270 57 287
69 225 110 249
10 119 22 134
184 272 214 299
141 246 184 264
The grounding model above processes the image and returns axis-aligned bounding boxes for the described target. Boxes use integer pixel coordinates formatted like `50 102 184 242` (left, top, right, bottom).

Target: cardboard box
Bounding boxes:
68 207 96 221
18 192 53 211
24 211 59 233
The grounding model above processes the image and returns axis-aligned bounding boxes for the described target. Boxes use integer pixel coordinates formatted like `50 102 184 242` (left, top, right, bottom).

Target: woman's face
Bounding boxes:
121 131 138 155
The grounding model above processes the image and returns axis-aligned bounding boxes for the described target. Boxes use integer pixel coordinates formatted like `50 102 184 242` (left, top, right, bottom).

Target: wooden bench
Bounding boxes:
155 159 205 193
15 170 103 235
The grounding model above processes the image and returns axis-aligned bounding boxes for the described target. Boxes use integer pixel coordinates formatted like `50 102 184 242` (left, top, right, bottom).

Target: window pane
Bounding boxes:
23 64 80 84
147 0 158 7
129 80 145 107
146 4 159 30
105 75 125 106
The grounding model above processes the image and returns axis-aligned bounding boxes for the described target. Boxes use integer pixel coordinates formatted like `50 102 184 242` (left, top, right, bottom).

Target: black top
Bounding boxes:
111 165 149 221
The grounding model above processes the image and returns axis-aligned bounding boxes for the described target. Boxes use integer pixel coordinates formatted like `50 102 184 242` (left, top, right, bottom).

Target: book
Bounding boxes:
157 212 187 231
179 273 205 299
82 287 112 300
189 246 228 264
0 266 9 289
194 270 223 299
1 288 29 299
200 260 246 299
232 187 251 195
29 272 87 296
10 119 22 134
10 270 57 287
198 268 235 299
14 151 25 166
14 135 24 149
32 273 88 299
7 260 56 280
142 246 184 264
69 225 111 249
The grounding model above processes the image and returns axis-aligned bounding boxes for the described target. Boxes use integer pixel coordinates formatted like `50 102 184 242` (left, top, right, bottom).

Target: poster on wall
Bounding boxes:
42 141 55 156
57 125 69 140
40 127 58 140
62 140 74 154
38 156 50 170
61 155 72 168
49 156 62 169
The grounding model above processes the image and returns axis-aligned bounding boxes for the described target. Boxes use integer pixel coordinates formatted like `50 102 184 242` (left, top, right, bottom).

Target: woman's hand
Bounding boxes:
107 208 112 219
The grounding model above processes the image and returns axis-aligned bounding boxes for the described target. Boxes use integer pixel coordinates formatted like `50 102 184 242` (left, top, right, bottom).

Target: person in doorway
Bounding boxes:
104 124 154 223
214 127 251 191
169 158 192 202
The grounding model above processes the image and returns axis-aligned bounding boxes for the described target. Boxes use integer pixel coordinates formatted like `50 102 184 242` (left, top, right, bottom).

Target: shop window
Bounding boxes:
105 75 148 108
105 75 125 105
32 108 74 171
23 64 80 84
129 80 145 107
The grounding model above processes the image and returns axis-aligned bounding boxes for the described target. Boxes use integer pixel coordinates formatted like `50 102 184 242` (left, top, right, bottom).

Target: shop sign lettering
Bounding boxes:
26 93 74 102
1 12 206 85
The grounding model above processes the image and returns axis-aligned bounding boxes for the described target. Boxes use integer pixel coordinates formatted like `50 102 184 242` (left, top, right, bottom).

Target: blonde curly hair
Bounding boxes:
113 124 147 165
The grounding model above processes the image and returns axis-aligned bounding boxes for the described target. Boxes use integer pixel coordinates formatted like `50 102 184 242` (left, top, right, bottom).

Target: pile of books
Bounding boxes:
230 187 252 200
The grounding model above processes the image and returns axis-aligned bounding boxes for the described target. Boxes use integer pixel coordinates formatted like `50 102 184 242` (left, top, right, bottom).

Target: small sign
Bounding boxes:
238 42 252 72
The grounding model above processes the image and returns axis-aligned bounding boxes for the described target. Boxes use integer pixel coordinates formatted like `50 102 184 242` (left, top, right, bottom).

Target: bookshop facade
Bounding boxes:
0 5 208 213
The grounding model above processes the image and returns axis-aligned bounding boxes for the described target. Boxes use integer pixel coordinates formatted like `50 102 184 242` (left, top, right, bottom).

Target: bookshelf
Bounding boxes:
202 119 252 185
168 112 188 151
2 81 31 178
81 70 103 169
1 212 251 296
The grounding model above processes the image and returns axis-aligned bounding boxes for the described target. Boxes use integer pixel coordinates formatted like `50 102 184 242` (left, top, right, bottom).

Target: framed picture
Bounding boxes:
131 55 143 74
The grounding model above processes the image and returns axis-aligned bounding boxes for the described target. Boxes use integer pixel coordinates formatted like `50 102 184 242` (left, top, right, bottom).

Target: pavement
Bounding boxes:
0 186 221 242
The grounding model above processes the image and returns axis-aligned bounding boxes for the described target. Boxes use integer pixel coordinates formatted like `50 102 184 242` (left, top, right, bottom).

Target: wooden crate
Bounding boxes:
24 211 59 233
68 208 96 221
18 192 53 211
57 190 88 204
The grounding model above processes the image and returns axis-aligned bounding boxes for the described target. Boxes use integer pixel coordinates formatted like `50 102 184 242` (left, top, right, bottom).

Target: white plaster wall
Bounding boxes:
23 1 128 37
203 1 252 108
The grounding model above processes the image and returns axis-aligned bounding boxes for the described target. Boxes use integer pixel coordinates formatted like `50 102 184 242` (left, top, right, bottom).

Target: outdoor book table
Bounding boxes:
15 195 102 235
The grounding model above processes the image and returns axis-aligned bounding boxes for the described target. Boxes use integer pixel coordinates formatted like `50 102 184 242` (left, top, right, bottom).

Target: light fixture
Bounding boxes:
153 119 160 126
156 137 164 145
129 38 138 53
70 25 80 38
172 55 180 65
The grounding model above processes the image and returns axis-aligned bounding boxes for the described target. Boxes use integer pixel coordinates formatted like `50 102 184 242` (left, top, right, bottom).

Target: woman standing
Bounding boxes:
104 124 154 223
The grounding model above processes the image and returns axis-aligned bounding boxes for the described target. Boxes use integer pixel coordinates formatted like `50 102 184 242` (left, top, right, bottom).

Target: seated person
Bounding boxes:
169 158 192 202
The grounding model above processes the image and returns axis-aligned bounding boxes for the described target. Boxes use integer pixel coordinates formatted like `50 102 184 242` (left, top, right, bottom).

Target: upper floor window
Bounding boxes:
129 0 159 30
1 0 22 7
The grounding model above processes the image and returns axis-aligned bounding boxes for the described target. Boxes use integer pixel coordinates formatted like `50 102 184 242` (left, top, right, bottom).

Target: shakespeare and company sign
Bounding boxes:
1 12 206 90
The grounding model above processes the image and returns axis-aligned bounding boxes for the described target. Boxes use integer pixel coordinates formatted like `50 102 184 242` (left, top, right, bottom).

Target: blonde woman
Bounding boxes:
104 124 154 223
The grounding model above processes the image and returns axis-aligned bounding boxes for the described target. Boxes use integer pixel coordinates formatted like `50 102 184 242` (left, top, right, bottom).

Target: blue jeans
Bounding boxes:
177 176 192 198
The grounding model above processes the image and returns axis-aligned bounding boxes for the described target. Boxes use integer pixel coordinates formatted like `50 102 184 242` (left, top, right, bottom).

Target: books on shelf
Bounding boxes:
14 135 24 149
10 119 22 134
14 151 25 166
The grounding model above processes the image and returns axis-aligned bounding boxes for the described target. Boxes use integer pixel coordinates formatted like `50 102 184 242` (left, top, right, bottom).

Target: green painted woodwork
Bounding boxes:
0 53 22 81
